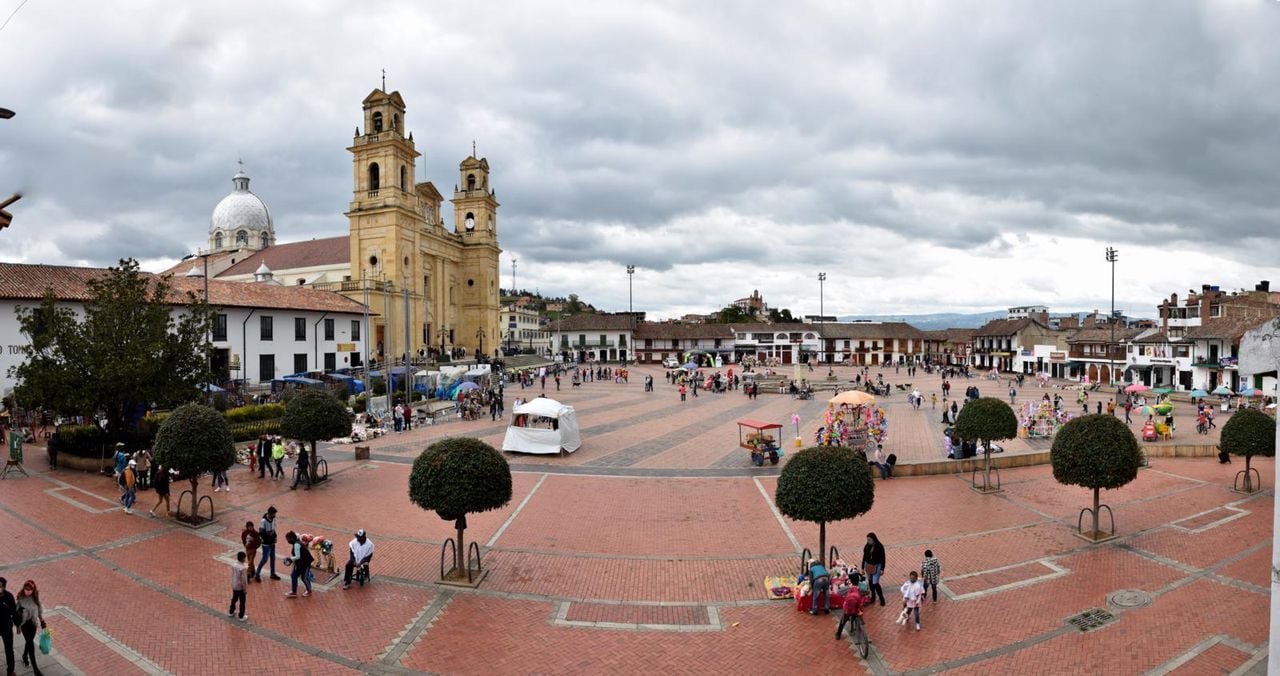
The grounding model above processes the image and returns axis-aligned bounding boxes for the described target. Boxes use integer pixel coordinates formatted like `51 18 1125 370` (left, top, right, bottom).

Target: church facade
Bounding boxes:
171 86 502 364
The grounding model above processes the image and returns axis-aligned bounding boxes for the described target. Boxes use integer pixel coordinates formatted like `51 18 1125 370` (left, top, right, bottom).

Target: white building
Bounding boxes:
547 314 636 363
0 262 372 396
502 303 549 355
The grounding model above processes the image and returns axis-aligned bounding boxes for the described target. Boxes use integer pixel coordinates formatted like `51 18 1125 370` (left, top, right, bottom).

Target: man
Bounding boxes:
255 506 281 581
808 558 832 615
0 576 15 676
1124 400 1133 424
112 442 129 480
291 446 311 490
343 529 376 589
256 434 271 479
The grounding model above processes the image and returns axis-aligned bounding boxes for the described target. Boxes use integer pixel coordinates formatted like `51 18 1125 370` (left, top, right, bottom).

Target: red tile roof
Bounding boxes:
216 236 350 277
0 262 370 315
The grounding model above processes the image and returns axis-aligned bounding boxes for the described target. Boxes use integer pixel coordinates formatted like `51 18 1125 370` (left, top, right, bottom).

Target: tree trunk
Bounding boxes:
454 514 468 574
1092 487 1100 536
819 521 827 566
309 441 320 483
983 439 992 490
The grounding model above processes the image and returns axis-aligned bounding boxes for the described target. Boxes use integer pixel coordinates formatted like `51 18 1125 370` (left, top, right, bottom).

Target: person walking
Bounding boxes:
255 506 281 581
14 580 45 676
0 577 15 676
148 464 171 518
212 463 229 492
861 533 887 606
228 551 248 622
241 521 261 582
291 445 311 490
284 531 313 598
271 438 285 480
256 434 271 479
120 459 138 514
920 550 942 602
135 449 151 490
1124 400 1133 424
900 571 925 631
112 442 128 481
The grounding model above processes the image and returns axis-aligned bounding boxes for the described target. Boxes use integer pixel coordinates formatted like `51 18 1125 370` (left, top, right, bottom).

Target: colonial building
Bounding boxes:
1065 327 1141 385
972 319 1069 375
816 322 924 366
1158 281 1279 340
634 323 733 364
165 86 501 363
921 329 975 366
548 314 637 363
502 302 549 355
0 262 371 395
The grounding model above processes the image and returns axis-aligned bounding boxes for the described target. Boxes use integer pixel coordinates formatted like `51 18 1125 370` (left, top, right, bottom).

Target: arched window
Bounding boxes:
400 166 407 191
392 113 400 131
467 174 476 191
236 230 248 246
368 163 380 190
260 232 269 248
372 112 383 133
487 215 494 232
214 232 224 249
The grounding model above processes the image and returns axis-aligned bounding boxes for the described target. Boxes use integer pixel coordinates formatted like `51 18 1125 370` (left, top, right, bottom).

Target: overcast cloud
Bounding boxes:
2 1 1279 319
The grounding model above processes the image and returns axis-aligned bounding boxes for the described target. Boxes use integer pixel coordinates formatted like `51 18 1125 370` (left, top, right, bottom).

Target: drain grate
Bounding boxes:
1066 608 1116 632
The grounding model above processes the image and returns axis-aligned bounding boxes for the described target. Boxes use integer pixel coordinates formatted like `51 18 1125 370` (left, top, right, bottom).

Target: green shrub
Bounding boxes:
228 419 281 442
49 424 108 458
352 393 368 414
223 404 286 424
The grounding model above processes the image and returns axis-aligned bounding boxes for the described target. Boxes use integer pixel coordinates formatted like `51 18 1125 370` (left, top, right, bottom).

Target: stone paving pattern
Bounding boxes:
0 364 1269 674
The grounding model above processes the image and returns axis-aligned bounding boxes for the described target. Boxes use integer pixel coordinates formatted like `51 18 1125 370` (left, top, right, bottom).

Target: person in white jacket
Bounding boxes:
343 530 376 589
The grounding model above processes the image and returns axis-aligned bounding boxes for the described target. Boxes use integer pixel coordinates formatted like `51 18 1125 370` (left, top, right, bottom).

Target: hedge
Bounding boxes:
223 404 286 424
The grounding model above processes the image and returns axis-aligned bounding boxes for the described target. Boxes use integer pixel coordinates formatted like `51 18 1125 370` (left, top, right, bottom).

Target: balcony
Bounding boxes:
311 280 396 293
1068 347 1127 360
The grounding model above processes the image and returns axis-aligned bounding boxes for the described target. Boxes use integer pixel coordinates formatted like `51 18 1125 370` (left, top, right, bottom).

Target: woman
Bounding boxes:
148 463 171 517
284 531 312 598
15 580 45 676
860 533 887 607
241 521 261 582
135 449 151 490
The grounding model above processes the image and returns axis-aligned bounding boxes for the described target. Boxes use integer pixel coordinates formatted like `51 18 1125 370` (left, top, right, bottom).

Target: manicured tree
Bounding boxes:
775 446 875 565
1051 414 1142 541
952 397 1018 493
408 438 513 579
1220 408 1276 493
151 403 234 522
280 390 352 483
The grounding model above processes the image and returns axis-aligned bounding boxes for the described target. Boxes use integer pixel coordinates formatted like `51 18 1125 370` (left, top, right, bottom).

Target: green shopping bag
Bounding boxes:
39 627 52 655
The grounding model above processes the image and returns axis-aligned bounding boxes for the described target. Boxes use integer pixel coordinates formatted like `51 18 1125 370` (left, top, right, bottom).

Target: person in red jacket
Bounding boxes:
834 579 871 640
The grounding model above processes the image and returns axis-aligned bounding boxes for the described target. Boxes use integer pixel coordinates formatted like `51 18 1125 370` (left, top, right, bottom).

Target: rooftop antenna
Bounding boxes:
472 139 477 157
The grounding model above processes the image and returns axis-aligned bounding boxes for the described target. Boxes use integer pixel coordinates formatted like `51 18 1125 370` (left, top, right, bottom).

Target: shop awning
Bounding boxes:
1125 365 1153 373
1065 361 1087 368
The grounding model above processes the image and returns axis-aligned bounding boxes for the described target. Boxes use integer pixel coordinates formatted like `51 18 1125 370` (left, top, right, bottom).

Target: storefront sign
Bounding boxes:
1149 358 1173 365
1219 357 1238 368
1049 351 1066 362
337 342 358 352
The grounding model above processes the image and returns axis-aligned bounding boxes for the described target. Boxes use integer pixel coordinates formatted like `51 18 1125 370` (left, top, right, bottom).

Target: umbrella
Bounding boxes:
1211 385 1232 396
828 390 876 407
682 362 699 370
200 383 226 393
1238 387 1261 397
1123 384 1149 393
1155 403 1174 415
1151 387 1174 395
1190 389 1209 398
457 381 480 391
1139 406 1155 416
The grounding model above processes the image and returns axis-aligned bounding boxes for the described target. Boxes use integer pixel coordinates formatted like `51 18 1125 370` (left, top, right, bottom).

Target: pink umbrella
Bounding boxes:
1124 384 1150 393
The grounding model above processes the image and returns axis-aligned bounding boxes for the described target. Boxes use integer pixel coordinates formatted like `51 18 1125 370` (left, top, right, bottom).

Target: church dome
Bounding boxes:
209 165 274 253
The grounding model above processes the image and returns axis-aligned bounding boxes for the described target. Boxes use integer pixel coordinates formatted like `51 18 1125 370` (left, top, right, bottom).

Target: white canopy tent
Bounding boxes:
501 397 582 455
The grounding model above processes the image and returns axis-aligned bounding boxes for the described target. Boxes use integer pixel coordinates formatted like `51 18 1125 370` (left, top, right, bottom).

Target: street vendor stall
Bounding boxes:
502 397 582 455
1017 400 1071 439
737 419 782 466
816 392 886 454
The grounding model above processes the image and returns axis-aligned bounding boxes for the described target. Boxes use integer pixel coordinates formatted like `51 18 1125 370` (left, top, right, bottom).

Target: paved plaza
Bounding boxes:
0 364 1270 675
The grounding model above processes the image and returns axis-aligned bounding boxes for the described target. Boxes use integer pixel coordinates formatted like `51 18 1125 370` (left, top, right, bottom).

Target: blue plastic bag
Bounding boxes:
39 628 51 655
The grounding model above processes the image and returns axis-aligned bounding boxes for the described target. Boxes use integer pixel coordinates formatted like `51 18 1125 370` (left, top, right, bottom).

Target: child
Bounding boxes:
900 571 925 631
834 572 870 640
229 551 248 621
679 385 687 402
921 550 942 602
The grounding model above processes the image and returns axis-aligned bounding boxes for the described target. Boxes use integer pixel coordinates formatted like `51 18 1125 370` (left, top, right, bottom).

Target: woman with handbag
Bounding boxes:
15 579 45 676
860 533 887 607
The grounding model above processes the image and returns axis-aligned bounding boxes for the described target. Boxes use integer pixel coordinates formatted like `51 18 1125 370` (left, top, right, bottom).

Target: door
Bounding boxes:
1088 364 1098 382
211 348 230 382
1100 365 1111 384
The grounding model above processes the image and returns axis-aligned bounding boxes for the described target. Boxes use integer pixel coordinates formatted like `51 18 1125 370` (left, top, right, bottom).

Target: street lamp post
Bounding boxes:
626 265 635 365
1106 247 1118 387
818 272 826 366
476 328 485 363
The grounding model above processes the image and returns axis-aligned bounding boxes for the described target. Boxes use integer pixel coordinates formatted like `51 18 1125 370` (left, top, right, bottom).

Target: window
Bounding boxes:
259 354 275 382
214 232 224 249
261 232 270 248
372 111 383 132
213 314 227 342
324 318 334 341
352 320 361 341
324 352 336 372
293 354 307 373
467 174 476 191
295 317 306 341
368 162 380 190
400 166 407 191
260 316 273 341
560 335 569 348
392 113 400 131
599 334 607 346
619 335 627 347
236 230 248 246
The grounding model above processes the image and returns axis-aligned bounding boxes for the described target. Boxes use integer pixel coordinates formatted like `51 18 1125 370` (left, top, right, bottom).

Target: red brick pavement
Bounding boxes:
44 612 149 675
1168 642 1251 675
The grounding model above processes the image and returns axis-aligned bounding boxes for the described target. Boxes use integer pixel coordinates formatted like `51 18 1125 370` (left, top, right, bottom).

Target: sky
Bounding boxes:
2 1 1279 321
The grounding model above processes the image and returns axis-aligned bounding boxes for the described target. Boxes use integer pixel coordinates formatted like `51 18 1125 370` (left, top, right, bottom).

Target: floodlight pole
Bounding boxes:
1106 247 1118 387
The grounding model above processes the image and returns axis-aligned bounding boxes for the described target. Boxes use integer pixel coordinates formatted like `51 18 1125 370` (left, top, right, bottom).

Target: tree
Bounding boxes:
768 307 795 323
408 438 513 579
152 403 234 522
952 397 1018 493
1050 414 1142 540
566 293 584 315
775 446 875 565
279 389 352 482
1221 408 1276 493
10 259 214 441
709 305 755 324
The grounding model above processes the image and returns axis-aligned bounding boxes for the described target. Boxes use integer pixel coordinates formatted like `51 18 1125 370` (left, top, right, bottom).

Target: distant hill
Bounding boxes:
838 311 1007 331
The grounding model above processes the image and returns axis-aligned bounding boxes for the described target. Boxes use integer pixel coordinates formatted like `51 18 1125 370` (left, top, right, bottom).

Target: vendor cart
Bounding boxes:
738 419 783 466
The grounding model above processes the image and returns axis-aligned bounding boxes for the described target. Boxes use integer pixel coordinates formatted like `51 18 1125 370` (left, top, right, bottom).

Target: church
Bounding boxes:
168 86 502 366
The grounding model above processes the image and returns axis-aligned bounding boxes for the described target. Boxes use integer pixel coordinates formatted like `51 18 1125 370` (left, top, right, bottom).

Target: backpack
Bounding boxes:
297 542 314 568
886 453 898 466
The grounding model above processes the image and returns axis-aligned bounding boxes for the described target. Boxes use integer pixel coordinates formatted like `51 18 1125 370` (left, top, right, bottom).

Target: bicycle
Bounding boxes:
850 613 869 658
